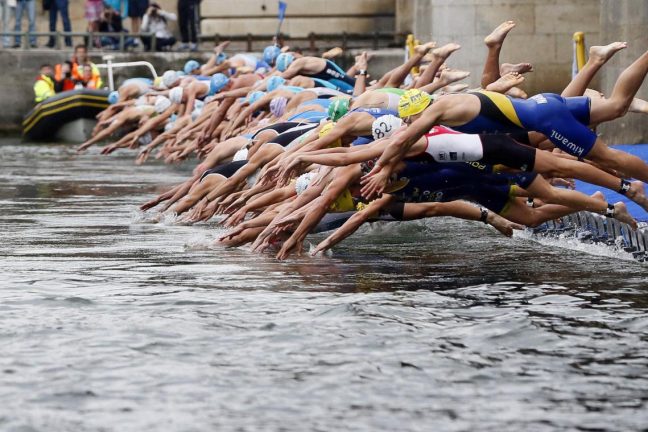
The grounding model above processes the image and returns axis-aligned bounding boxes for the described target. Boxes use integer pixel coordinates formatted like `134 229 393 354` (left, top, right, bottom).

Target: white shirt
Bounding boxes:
141 10 176 39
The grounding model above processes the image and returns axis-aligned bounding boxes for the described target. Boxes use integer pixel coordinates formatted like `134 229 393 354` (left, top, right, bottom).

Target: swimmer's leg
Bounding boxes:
481 20 516 88
587 138 648 185
590 48 648 124
562 42 628 97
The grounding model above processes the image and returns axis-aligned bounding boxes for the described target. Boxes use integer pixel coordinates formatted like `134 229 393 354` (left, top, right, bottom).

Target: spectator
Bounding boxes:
98 5 135 50
177 0 198 51
14 0 36 48
71 44 103 88
46 0 72 48
34 64 55 103
1 0 16 48
140 2 176 51
104 0 127 17
127 0 148 45
54 61 75 92
85 0 102 47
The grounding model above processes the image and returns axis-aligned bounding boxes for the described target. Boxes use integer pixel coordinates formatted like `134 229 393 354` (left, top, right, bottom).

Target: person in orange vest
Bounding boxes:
34 64 55 103
79 63 100 89
71 44 103 88
54 61 76 92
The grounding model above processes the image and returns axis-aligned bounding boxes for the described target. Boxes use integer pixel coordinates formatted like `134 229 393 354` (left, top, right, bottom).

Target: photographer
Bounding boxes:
140 2 176 51
99 5 135 49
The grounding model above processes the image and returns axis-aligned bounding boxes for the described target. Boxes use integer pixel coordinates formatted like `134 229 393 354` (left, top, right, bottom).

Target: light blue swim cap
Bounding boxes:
209 73 230 95
263 45 281 65
266 75 286 92
276 53 295 72
247 90 266 105
107 90 119 104
183 60 201 75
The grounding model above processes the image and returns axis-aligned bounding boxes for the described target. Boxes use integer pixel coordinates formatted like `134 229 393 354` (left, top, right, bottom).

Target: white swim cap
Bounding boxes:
162 70 179 88
191 108 202 122
232 147 249 161
154 95 172 114
164 121 175 132
134 95 148 106
295 172 316 195
372 114 403 140
169 86 183 104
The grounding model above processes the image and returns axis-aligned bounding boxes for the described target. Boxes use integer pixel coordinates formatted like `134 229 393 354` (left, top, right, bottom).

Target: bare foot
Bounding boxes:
611 201 637 230
486 71 525 93
589 42 627 64
626 180 648 212
214 40 230 53
432 43 461 60
500 62 534 75
415 41 437 56
439 69 470 85
629 97 648 114
486 211 525 237
484 21 516 48
506 87 528 99
322 47 343 59
443 83 469 93
591 191 605 200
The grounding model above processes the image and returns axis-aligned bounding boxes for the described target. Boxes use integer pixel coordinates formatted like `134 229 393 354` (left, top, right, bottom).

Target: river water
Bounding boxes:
1 140 647 431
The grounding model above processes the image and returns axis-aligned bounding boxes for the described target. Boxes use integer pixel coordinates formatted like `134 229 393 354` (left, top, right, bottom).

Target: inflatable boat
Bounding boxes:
22 89 110 143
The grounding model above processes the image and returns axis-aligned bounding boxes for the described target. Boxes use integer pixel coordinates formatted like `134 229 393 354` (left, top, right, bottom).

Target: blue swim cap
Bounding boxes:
263 45 281 65
209 73 230 95
247 90 266 105
276 53 295 72
266 75 286 92
107 90 119 104
183 60 201 75
216 52 228 65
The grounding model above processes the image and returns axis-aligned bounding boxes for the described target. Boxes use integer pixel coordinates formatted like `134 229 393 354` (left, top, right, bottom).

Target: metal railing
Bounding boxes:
0 31 158 51
95 56 159 91
0 30 406 53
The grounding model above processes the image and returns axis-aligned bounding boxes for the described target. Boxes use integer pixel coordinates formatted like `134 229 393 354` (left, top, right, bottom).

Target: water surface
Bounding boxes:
1 141 647 431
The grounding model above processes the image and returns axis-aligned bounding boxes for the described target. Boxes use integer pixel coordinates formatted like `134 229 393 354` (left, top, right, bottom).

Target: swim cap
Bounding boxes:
169 86 183 104
161 70 179 88
319 121 341 147
138 131 153 146
164 121 175 132
276 53 295 72
134 95 148 106
246 90 266 105
209 73 230 94
398 88 432 118
263 45 281 65
372 114 403 140
107 90 119 105
216 52 228 65
191 107 202 122
233 147 249 161
183 60 200 75
270 96 288 117
295 172 316 195
327 97 350 121
266 75 286 92
194 99 204 111
154 95 172 114
153 76 163 87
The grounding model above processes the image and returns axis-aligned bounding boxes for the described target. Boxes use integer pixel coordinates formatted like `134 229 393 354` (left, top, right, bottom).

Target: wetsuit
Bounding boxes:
306 60 356 94
453 91 596 157
200 160 248 182
374 88 406 112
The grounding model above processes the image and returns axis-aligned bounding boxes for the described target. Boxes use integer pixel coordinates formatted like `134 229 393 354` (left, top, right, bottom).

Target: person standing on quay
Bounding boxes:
14 0 36 48
1 0 16 48
128 0 148 46
47 0 72 48
177 0 199 51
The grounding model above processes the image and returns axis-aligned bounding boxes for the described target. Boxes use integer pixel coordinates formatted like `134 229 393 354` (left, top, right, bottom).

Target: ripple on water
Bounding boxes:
1 142 648 431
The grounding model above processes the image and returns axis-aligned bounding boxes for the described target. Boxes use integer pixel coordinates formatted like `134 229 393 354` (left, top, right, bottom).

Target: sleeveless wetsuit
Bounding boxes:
200 160 248 182
454 91 596 157
374 88 406 112
307 60 356 94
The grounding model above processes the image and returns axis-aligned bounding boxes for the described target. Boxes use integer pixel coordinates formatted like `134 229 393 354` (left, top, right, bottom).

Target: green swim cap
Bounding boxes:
328 97 350 122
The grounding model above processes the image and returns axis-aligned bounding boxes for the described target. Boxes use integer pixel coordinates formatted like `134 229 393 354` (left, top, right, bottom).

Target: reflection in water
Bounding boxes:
1 141 647 431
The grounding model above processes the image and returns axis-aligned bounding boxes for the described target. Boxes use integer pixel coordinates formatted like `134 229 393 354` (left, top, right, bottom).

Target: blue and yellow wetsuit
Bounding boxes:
454 91 596 157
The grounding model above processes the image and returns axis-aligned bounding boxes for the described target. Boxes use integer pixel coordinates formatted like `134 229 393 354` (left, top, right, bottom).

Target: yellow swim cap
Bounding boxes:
329 189 355 212
398 89 432 118
318 121 341 148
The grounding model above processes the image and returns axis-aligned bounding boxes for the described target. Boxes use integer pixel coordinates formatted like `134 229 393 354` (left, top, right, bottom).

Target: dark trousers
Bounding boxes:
48 0 72 47
178 0 198 43
141 35 176 51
